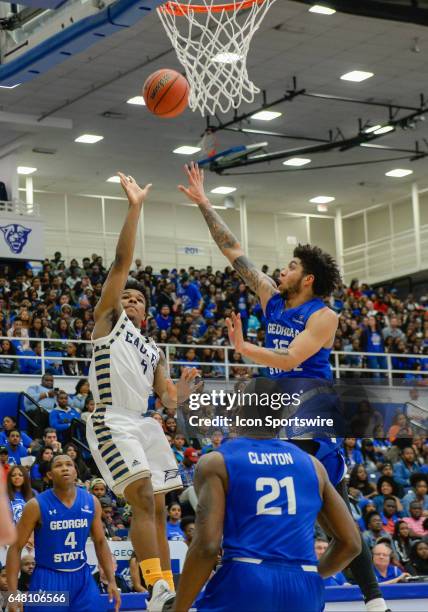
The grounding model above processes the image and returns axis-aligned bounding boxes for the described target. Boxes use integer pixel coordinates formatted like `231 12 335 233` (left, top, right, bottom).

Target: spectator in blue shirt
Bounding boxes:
69 378 90 412
7 465 34 524
5 431 29 465
343 437 364 469
49 390 80 442
0 416 32 449
178 447 199 512
393 446 420 489
402 473 428 516
178 274 202 312
362 512 391 550
18 341 43 375
155 305 173 331
166 503 185 541
171 433 187 464
314 538 348 586
24 373 57 413
372 543 409 584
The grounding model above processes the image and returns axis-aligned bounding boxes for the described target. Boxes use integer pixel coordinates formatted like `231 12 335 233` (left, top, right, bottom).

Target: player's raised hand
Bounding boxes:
178 162 210 206
226 312 244 353
177 367 201 405
118 172 152 208
107 581 121 612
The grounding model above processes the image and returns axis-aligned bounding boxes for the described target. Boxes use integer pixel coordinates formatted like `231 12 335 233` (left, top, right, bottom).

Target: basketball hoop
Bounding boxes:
157 0 277 116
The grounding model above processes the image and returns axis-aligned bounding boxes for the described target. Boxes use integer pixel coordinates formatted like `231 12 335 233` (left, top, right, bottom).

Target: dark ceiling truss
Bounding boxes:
204 78 428 174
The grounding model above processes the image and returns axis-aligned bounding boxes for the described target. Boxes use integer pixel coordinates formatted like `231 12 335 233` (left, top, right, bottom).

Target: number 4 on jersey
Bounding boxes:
64 531 77 550
256 477 296 516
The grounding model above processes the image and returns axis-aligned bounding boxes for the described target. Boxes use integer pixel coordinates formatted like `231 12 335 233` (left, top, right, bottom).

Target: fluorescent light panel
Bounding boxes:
211 186 237 195
373 125 394 135
0 83 21 89
17 166 37 175
173 146 202 155
385 169 413 178
107 176 121 183
283 157 311 167
127 96 146 106
310 196 335 204
75 134 104 144
251 110 282 121
364 124 382 134
309 5 336 15
340 70 374 82
212 52 242 64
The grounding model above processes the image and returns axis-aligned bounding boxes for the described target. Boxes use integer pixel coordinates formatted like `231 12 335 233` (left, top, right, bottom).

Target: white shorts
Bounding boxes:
86 405 182 496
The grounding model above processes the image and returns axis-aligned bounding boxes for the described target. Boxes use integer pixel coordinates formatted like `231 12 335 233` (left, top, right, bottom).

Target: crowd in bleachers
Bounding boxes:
0 251 427 591
0 251 427 378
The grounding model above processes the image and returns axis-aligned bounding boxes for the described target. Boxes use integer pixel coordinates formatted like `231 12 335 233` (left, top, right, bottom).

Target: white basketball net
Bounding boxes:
157 0 277 116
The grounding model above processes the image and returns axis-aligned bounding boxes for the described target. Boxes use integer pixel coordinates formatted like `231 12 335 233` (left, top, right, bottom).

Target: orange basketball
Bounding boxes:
143 69 189 118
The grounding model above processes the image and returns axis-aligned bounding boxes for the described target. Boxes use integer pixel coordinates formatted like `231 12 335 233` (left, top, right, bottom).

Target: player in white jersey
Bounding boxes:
86 172 198 611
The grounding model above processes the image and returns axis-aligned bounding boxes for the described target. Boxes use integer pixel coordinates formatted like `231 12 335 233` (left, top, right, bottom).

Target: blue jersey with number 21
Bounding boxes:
218 437 322 565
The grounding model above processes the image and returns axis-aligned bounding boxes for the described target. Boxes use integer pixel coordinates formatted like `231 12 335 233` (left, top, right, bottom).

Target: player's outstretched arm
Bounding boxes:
6 499 40 612
90 496 121 612
93 173 152 339
178 162 277 311
312 458 361 578
173 453 226 612
227 308 337 370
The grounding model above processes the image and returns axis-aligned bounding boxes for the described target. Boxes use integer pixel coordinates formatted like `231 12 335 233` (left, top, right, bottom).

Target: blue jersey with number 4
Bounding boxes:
265 294 332 380
35 487 94 572
218 438 322 565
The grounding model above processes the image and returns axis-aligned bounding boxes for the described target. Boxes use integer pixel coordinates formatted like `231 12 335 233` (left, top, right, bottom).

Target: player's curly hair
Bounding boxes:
293 244 341 297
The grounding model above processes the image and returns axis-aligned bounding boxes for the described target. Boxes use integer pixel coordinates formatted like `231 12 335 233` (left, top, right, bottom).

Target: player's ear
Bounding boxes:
304 273 315 286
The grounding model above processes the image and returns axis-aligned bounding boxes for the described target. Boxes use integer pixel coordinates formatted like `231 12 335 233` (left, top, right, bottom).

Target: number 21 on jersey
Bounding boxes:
256 477 296 516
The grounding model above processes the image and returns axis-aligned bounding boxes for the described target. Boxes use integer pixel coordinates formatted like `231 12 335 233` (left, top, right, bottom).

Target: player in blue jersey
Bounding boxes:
6 454 121 612
172 379 361 612
179 162 389 612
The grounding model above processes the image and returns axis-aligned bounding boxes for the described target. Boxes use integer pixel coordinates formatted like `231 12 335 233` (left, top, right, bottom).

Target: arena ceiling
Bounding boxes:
2 0 428 215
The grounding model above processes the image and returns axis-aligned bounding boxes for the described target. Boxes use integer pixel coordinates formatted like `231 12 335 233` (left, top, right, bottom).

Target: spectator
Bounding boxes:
383 316 405 343
5 431 29 465
409 540 428 576
402 473 428 515
80 395 95 422
393 447 420 488
99 497 122 540
171 433 187 464
178 447 199 512
63 442 91 484
372 543 409 584
166 502 185 541
30 446 54 482
202 430 224 454
0 339 18 374
0 416 32 448
360 315 387 375
0 566 8 593
164 417 177 437
49 391 80 442
348 464 377 499
363 512 391 549
90 478 108 499
156 305 173 331
373 476 402 514
180 516 195 546
177 273 202 312
402 501 428 538
31 460 53 493
24 374 57 413
69 378 90 412
388 413 413 444
343 438 364 469
392 520 415 573
42 428 62 454
93 553 130 594
314 538 347 586
380 496 403 535
7 465 34 524
17 555 35 591
0 447 10 479
62 342 84 376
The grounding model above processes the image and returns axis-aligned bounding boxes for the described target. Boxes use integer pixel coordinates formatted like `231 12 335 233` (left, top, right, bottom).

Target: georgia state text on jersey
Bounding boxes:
265 294 333 380
89 310 160 414
218 437 322 564
34 487 94 571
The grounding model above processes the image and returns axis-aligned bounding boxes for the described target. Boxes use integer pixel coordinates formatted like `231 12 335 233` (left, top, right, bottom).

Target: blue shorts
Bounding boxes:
27 564 104 612
196 560 325 612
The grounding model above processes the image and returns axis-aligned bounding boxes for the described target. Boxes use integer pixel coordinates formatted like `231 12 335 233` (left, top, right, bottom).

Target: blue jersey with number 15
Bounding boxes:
218 437 322 565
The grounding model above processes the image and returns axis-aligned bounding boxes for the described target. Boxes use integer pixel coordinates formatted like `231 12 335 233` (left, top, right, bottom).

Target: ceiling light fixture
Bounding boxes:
385 169 413 178
107 176 121 183
211 186 237 195
17 166 37 175
251 110 282 121
212 52 242 64
340 70 374 82
127 96 146 106
173 146 202 155
309 5 336 15
364 124 382 134
373 125 394 135
0 83 21 89
283 157 311 167
75 134 104 144
310 196 335 204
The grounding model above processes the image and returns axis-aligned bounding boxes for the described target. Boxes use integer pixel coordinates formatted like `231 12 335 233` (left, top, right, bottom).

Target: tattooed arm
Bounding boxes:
172 453 226 612
178 162 278 311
